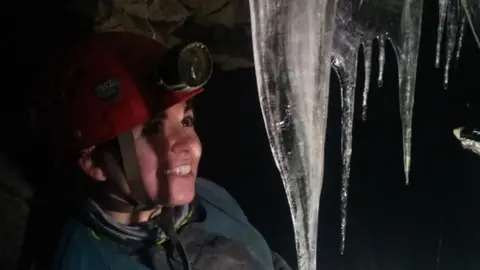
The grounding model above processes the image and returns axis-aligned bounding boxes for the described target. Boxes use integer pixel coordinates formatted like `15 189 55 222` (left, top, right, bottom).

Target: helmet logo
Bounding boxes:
95 78 121 102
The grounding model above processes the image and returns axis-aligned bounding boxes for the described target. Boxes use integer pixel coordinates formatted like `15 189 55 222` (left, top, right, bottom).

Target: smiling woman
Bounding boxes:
23 31 292 270
84 100 202 211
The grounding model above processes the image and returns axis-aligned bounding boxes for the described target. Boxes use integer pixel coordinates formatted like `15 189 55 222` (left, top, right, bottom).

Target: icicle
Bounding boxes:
336 61 358 255
456 16 467 61
462 0 480 48
339 69 357 255
332 0 364 254
394 0 424 185
443 0 459 90
249 0 337 268
378 36 386 87
362 40 373 121
436 0 449 68
331 43 359 255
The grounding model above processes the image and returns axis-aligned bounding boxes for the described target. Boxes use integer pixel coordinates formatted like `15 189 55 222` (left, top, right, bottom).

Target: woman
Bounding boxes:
29 31 291 270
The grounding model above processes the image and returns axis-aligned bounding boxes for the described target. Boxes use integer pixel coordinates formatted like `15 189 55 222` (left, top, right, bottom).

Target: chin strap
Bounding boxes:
100 131 157 213
157 207 192 270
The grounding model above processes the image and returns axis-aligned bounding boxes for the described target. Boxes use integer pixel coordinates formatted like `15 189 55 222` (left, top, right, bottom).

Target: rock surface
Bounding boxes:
0 154 33 270
69 0 254 70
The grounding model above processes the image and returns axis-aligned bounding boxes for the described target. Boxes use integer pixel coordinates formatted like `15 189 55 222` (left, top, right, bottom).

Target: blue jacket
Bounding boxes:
50 178 290 270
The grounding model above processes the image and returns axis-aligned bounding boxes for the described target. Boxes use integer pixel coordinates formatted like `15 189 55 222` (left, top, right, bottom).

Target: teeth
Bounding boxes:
166 165 192 176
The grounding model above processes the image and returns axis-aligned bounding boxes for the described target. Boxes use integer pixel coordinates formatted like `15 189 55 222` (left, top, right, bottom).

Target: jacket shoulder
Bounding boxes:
195 177 275 270
52 219 147 270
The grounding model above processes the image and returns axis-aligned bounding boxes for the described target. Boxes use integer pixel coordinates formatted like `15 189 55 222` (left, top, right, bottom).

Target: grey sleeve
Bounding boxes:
272 251 293 270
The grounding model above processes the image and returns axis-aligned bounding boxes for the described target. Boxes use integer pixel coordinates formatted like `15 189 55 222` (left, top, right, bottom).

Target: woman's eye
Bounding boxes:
182 116 195 127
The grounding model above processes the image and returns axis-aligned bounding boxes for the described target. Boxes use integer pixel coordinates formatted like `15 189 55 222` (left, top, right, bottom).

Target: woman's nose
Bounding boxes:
167 127 196 154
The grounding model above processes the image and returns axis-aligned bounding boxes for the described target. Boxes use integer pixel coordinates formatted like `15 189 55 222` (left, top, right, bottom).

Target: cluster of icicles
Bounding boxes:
334 0 469 257
249 0 478 269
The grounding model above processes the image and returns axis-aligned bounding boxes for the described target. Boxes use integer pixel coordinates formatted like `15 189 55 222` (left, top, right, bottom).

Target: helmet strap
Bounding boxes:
98 131 157 213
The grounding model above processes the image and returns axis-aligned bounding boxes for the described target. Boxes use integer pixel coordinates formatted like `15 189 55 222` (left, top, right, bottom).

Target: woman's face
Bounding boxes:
131 100 202 206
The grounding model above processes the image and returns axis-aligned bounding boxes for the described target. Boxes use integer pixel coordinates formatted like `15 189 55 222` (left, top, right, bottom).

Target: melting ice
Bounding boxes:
332 0 424 253
248 0 337 269
249 0 477 268
462 0 480 48
332 0 470 253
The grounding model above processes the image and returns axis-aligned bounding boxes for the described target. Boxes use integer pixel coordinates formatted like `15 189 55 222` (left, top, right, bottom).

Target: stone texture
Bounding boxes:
67 0 254 70
0 154 33 270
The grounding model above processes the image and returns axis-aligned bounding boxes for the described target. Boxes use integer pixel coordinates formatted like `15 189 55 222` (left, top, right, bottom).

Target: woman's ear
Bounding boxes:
77 147 107 181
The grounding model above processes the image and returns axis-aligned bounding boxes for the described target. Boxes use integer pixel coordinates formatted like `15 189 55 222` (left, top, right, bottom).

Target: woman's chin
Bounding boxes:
164 176 196 206
148 173 197 206
167 190 195 206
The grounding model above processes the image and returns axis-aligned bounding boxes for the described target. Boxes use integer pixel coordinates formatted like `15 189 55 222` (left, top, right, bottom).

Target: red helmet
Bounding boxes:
36 32 212 155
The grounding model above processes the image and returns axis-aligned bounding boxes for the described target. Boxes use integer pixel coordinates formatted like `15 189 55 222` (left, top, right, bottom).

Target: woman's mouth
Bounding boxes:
165 164 192 176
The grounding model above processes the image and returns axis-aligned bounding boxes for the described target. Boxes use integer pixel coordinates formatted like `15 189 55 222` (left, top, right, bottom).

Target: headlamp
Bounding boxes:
158 42 213 92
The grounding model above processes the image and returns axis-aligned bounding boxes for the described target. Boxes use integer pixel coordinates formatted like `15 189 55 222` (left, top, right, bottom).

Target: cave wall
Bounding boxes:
69 0 254 70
